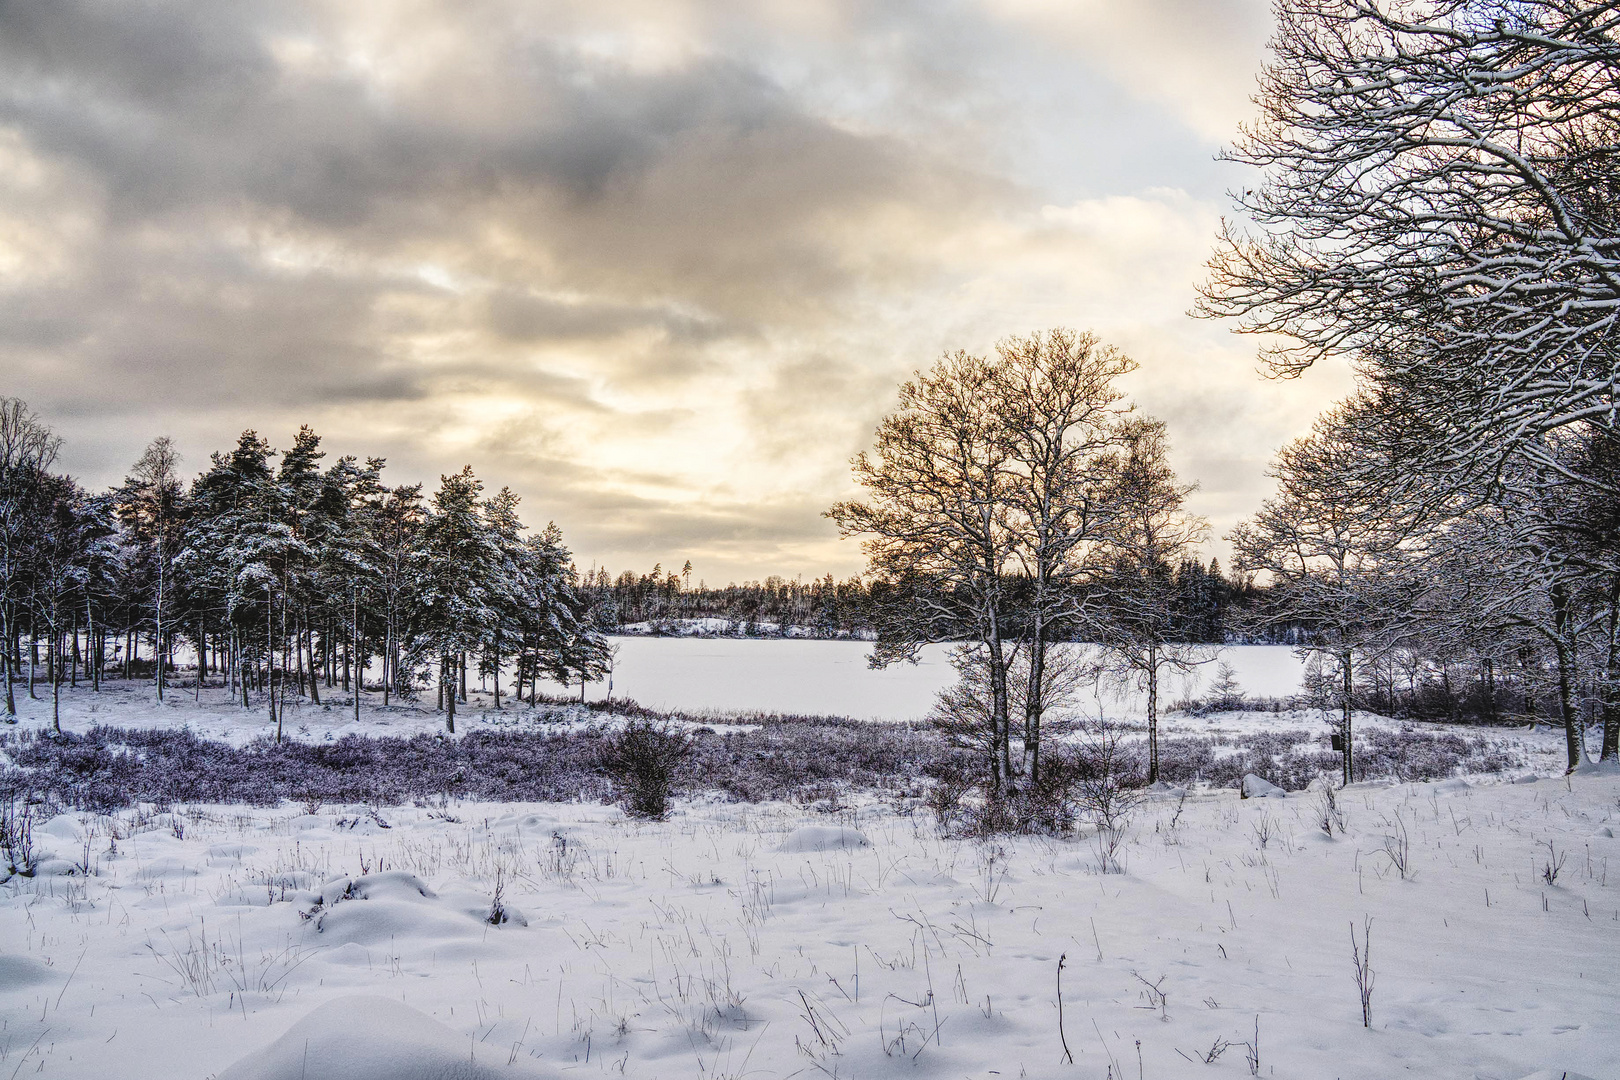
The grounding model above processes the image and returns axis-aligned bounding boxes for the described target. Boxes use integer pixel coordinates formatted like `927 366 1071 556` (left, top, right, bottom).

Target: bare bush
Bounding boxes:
1 791 35 878
1071 721 1145 872
1378 812 1413 880
1315 785 1346 836
599 719 693 819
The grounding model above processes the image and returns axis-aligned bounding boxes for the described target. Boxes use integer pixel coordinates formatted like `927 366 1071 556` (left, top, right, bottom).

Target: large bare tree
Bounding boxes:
1199 0 1620 489
829 351 1021 791
996 329 1136 784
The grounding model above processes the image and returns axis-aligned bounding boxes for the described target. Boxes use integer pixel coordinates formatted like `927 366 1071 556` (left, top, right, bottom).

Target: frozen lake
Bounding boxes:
542 639 1308 721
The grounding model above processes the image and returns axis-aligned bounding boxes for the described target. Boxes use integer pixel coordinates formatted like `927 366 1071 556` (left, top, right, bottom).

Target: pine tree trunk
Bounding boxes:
305 621 320 705
443 656 456 733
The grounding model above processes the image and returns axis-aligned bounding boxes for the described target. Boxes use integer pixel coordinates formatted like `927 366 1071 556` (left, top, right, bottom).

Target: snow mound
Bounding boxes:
1240 774 1287 799
777 826 872 853
302 871 517 945
30 858 79 876
0 955 57 992
136 856 199 880
1434 778 1471 793
317 870 436 907
1510 1071 1600 1080
216 995 555 1080
1571 757 1620 777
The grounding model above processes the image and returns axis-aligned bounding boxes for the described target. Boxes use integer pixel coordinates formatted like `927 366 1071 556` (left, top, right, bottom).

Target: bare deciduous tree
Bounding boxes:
1199 0 1620 491
1089 418 1206 785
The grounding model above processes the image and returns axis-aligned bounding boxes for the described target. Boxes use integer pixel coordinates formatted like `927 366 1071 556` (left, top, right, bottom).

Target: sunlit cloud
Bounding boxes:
0 0 1333 582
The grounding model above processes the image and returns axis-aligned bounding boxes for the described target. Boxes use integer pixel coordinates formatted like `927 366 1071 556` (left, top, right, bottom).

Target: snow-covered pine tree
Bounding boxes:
415 466 503 733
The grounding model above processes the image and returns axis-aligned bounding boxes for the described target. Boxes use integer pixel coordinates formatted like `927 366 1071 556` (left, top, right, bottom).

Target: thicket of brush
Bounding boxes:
0 698 1528 821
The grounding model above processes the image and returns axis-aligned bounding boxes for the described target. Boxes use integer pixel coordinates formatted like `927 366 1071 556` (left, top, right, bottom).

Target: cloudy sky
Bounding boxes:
0 0 1353 583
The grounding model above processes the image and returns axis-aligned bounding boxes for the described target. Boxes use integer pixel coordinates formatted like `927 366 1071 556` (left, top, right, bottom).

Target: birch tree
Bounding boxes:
1090 419 1206 785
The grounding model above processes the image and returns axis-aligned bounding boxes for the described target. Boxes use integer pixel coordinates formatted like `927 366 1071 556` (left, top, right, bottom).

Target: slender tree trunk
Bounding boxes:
70 611 79 688
155 547 165 703
1341 649 1354 788
459 652 468 703
1550 583 1583 772
1025 615 1047 788
305 620 320 705
1146 642 1160 785
2 607 15 717
352 592 362 725
382 616 392 708
1601 575 1620 761
28 632 36 699
443 655 456 733
268 588 279 737
50 631 60 734
985 627 1011 796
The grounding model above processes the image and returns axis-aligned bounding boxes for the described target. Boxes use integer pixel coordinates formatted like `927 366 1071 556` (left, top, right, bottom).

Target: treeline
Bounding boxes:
582 557 1263 644
0 399 608 734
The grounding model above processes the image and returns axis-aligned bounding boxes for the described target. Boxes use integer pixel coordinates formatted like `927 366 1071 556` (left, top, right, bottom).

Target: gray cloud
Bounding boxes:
0 0 1315 583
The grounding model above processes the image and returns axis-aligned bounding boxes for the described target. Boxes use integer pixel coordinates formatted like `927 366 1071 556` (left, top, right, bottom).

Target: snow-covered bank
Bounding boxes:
1 773 1616 1079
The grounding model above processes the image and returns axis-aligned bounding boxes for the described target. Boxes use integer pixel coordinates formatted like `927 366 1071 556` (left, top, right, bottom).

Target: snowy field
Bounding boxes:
0 655 1605 1080
2 771 1617 1079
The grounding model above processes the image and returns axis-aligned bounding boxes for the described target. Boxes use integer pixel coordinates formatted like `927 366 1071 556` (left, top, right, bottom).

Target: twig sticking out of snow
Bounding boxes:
1349 916 1374 1029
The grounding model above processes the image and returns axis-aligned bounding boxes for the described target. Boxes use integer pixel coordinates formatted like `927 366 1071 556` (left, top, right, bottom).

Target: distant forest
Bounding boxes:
579 558 1276 645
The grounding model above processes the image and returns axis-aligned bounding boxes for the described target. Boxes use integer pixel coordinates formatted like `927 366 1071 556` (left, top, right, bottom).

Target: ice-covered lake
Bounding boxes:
541 639 1308 720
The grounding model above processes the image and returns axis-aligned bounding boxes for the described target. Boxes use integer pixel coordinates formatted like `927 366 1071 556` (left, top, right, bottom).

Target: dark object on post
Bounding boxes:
1330 731 1344 753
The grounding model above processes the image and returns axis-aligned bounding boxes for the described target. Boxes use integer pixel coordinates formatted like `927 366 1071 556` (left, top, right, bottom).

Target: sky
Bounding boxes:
0 0 1355 584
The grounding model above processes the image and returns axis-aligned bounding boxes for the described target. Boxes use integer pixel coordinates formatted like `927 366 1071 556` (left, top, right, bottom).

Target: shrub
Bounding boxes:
598 720 693 819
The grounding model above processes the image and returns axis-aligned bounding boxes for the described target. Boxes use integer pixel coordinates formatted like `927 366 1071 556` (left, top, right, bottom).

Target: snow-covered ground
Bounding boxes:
2 771 1616 1079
